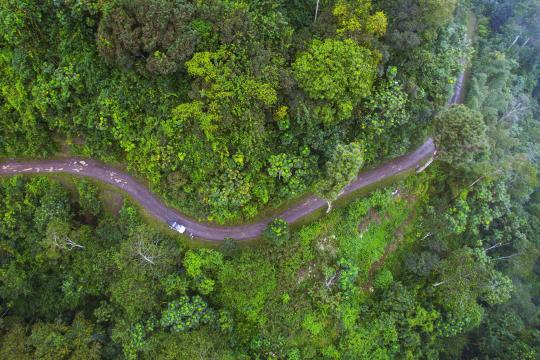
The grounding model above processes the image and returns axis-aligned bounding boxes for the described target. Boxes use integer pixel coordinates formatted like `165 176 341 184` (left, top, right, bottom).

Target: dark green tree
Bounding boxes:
433 105 489 167
77 180 101 217
97 0 197 75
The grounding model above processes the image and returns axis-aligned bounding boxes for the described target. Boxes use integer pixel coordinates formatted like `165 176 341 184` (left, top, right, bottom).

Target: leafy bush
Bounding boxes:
160 296 213 333
263 218 291 246
374 269 393 289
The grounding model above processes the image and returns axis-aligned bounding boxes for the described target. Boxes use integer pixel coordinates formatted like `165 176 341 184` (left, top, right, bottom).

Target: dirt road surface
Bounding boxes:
0 138 436 241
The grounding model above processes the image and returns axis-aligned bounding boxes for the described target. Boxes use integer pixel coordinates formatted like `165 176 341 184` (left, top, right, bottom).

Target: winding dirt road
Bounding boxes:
0 17 477 241
1 19 479 242
0 139 436 240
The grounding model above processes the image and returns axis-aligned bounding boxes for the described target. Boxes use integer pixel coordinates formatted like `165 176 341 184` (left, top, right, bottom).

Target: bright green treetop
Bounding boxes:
316 142 364 207
292 39 378 122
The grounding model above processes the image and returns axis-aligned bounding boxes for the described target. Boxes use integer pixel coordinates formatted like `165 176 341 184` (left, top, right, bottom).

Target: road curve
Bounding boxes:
0 138 436 241
0 10 474 241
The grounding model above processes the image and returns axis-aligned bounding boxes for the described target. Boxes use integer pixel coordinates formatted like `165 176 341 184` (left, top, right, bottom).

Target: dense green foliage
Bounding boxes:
0 0 450 223
1 0 539 358
433 104 489 166
97 0 198 75
263 218 291 247
316 141 365 206
292 38 378 123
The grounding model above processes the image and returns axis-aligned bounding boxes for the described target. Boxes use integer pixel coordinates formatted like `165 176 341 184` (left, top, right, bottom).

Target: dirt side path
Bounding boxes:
0 138 436 241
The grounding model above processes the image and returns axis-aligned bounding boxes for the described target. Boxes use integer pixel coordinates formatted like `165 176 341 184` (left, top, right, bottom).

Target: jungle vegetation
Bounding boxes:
1 0 539 358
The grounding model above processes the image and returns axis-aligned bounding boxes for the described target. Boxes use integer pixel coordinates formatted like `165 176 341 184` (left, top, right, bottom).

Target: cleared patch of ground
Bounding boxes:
362 209 416 292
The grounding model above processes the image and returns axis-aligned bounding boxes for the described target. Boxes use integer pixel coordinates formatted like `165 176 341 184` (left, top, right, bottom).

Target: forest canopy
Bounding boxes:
0 0 446 223
1 0 540 359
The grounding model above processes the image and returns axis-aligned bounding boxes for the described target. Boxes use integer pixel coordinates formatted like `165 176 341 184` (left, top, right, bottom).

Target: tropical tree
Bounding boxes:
97 0 197 75
160 295 214 333
292 38 379 123
316 142 364 211
183 249 223 295
433 246 513 333
433 105 489 167
263 218 291 247
333 0 387 40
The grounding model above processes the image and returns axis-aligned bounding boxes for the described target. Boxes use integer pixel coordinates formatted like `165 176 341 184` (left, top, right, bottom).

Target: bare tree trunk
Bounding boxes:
325 273 339 288
484 242 511 252
0 309 8 319
326 200 332 213
133 235 161 266
51 233 84 250
469 176 485 188
314 0 320 23
416 157 434 173
433 281 445 287
66 239 85 250
138 252 156 265
492 253 520 261
508 34 521 50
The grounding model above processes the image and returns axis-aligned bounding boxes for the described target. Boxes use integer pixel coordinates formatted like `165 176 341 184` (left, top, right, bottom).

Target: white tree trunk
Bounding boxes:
416 157 434 173
314 0 320 22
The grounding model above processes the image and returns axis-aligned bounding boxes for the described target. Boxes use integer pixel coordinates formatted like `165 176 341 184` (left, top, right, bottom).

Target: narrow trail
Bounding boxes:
0 139 436 241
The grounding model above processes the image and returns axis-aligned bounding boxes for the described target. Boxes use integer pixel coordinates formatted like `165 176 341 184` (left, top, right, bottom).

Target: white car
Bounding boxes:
168 220 186 234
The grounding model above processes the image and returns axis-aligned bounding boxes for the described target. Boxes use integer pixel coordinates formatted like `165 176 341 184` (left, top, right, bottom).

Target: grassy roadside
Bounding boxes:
3 162 426 250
